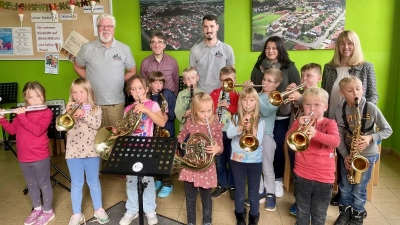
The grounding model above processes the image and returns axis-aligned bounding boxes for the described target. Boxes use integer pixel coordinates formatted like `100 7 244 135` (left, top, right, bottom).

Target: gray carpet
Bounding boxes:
87 201 185 225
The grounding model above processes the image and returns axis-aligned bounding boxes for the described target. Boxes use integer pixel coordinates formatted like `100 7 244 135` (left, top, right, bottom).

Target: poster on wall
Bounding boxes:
0 28 14 55
140 0 225 51
13 27 34 55
60 30 89 63
251 0 346 51
45 53 59 74
35 23 64 52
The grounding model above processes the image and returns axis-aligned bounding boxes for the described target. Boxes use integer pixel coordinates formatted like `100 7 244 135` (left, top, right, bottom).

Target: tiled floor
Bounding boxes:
1 146 400 225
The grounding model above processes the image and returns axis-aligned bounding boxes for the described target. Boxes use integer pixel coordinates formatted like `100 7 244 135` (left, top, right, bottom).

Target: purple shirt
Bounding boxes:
140 53 179 95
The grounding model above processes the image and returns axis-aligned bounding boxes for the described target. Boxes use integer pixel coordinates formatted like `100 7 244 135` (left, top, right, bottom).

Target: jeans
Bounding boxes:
19 157 53 211
294 174 332 225
231 160 262 216
273 118 290 180
184 181 212 224
260 135 276 194
338 153 379 211
67 157 102 214
126 176 157 214
216 132 234 188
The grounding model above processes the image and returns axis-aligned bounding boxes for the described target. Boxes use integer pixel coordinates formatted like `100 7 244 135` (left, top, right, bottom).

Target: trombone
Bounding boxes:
222 78 265 92
286 112 316 152
268 83 306 106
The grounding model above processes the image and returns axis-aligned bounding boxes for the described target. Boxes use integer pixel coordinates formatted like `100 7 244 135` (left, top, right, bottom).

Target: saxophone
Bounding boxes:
346 97 370 184
154 91 170 137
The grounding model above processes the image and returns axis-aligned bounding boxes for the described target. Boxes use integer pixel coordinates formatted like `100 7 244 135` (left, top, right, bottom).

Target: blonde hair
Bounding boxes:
220 66 236 78
190 92 214 123
338 76 362 91
301 63 322 75
69 78 99 114
233 88 260 131
302 87 329 105
264 68 283 83
182 67 198 79
125 75 150 100
328 30 364 66
22 81 46 106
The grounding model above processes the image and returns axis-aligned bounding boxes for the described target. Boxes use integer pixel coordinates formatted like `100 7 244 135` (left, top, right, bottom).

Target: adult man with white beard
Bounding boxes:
74 14 136 128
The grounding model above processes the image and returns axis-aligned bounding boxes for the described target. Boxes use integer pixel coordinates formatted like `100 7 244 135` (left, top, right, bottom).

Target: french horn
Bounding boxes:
94 96 143 160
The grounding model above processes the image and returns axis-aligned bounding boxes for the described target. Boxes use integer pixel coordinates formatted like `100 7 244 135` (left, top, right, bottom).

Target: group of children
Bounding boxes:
0 62 392 225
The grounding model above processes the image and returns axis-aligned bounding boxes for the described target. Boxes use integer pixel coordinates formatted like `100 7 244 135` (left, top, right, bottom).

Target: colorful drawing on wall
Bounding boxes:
0 28 14 55
251 0 346 51
140 0 225 51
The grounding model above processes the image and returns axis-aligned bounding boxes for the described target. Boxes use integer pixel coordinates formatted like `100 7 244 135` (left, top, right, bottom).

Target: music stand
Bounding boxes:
0 82 18 150
101 136 177 225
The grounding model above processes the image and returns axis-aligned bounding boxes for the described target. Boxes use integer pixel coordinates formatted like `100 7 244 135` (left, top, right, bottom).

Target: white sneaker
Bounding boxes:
68 214 85 225
119 213 138 225
275 181 284 198
146 212 158 225
94 208 110 224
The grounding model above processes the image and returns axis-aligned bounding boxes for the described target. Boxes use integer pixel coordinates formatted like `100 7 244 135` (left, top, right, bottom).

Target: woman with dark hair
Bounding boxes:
250 36 300 201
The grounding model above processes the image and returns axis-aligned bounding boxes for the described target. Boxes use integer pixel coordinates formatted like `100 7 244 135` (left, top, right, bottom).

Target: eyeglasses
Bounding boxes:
97 25 114 30
150 40 165 45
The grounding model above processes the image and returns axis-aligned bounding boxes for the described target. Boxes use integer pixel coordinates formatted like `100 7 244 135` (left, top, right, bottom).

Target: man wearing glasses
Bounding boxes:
74 14 136 129
140 32 179 96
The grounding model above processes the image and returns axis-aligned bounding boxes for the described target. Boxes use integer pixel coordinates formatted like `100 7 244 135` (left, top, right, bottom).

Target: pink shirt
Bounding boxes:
124 99 161 137
0 109 52 162
177 117 223 189
288 118 340 183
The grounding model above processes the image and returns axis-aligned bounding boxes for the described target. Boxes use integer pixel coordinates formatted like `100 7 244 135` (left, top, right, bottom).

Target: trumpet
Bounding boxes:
268 83 306 106
0 105 47 114
222 78 265 92
239 108 259 152
56 101 82 131
286 112 316 152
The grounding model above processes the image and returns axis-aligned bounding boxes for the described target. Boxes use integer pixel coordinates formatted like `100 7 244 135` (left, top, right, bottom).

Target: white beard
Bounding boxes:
99 31 112 43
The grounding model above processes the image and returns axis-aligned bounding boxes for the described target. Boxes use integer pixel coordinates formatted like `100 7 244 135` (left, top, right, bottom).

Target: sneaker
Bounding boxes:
211 186 227 198
68 214 85 225
334 205 352 225
289 202 297 216
275 181 284 197
94 208 110 224
244 192 266 206
33 209 55 225
265 193 276 211
158 186 173 197
349 209 364 225
24 208 43 225
119 213 138 225
146 212 158 225
229 187 235 200
154 180 162 191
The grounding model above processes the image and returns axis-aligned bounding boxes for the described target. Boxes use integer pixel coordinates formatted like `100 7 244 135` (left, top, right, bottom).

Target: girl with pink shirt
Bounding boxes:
0 82 54 225
177 92 223 225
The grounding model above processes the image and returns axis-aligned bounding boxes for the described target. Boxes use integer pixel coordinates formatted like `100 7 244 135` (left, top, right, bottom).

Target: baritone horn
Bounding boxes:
222 78 265 92
56 101 83 131
286 112 316 152
268 83 306 106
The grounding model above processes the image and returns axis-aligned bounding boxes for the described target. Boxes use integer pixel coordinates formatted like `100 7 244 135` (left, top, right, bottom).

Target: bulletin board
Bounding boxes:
0 0 112 60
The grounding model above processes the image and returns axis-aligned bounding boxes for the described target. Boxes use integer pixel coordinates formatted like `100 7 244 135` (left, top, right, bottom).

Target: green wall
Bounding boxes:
0 0 397 151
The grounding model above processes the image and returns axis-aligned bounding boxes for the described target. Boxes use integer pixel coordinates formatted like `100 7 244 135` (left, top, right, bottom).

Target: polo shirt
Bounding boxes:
189 40 235 93
140 53 179 95
75 38 136 105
